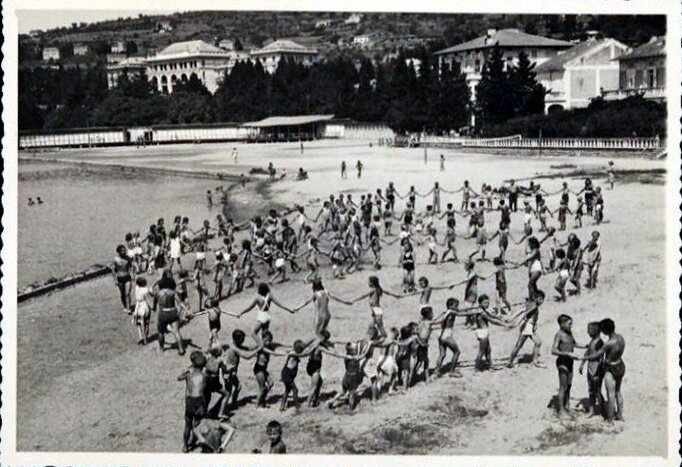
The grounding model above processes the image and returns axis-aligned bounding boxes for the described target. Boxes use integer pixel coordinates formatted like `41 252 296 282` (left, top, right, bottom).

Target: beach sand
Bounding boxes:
17 141 668 455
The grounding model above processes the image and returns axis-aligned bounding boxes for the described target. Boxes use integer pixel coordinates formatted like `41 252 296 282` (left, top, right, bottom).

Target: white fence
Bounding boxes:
422 136 662 151
20 130 126 148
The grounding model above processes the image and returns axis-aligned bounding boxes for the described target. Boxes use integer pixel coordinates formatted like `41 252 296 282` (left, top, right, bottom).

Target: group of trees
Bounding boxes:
484 95 666 138
477 49 546 127
18 51 476 133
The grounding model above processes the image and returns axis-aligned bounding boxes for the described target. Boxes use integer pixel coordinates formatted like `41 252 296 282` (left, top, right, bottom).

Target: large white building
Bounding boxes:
536 38 629 113
145 40 246 94
250 39 319 74
434 29 572 100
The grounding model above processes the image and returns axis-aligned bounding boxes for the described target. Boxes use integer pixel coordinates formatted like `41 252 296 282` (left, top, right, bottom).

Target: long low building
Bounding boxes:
18 116 394 148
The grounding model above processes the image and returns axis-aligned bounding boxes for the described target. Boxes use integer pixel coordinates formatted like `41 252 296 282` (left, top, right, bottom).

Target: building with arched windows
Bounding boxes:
145 40 248 94
250 39 319 74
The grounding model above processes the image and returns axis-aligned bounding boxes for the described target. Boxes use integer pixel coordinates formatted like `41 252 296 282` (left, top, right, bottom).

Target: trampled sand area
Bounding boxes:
16 140 671 455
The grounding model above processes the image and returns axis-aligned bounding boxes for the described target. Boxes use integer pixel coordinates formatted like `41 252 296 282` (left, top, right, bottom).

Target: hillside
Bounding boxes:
20 12 665 63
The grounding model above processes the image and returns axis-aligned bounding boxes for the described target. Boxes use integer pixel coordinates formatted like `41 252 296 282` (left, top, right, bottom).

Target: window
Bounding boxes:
647 68 657 88
626 69 635 89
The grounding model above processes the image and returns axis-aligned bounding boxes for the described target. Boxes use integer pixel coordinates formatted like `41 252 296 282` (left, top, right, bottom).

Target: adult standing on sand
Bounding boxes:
156 270 187 355
580 318 626 422
232 147 238 164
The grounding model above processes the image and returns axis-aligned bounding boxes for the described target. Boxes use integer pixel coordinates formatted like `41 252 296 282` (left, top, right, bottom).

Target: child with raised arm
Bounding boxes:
294 278 352 340
218 329 262 415
552 249 571 302
468 217 488 262
351 276 401 338
252 330 280 409
492 256 516 315
326 342 371 410
578 322 604 417
583 231 601 289
232 283 296 336
440 218 459 263
274 339 310 411
578 318 626 421
304 330 334 407
507 291 545 368
412 306 437 384
488 220 513 261
433 298 463 376
457 294 511 371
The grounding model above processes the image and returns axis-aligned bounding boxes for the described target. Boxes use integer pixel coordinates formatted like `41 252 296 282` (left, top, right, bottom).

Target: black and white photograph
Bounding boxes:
1 1 680 465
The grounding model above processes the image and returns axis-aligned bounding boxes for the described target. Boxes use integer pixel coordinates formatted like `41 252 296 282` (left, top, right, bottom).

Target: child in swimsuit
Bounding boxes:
433 298 462 376
278 340 308 411
551 314 585 415
253 331 275 409
218 329 262 416
440 218 458 263
578 322 604 417
133 276 152 345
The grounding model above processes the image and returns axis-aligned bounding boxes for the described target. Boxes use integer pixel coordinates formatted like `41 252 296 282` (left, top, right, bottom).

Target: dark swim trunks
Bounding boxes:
157 308 180 334
185 395 207 418
281 366 298 386
306 356 322 376
205 375 223 394
209 316 221 332
603 360 626 380
556 356 574 372
416 343 429 362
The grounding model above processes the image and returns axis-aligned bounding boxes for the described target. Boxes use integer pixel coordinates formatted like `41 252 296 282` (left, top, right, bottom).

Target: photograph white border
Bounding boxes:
2 1 680 465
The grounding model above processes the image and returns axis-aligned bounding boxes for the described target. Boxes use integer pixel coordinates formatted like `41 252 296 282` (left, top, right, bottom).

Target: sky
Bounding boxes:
17 10 177 33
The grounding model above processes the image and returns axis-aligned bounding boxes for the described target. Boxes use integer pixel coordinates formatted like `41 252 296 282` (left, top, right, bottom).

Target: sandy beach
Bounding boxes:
17 140 669 455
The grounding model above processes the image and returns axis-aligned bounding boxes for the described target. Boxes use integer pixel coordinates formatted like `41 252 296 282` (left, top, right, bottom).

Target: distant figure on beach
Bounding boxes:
356 160 363 178
440 154 445 171
28 197 35 206
341 161 347 179
424 147 428 165
232 147 238 164
37 196 44 204
206 190 213 207
300 142 304 155
296 168 309 181
606 161 615 190
268 163 276 181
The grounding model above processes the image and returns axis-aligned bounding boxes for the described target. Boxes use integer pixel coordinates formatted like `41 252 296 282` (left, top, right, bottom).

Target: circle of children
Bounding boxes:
111 167 625 453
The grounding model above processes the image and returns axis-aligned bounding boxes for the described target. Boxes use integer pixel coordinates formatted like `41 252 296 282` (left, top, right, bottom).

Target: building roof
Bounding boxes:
434 29 571 55
242 115 334 128
251 39 318 56
108 56 147 70
535 38 625 73
618 36 665 61
157 40 225 56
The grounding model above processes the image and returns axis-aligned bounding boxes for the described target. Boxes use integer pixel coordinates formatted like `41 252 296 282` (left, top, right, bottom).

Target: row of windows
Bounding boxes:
150 61 202 72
